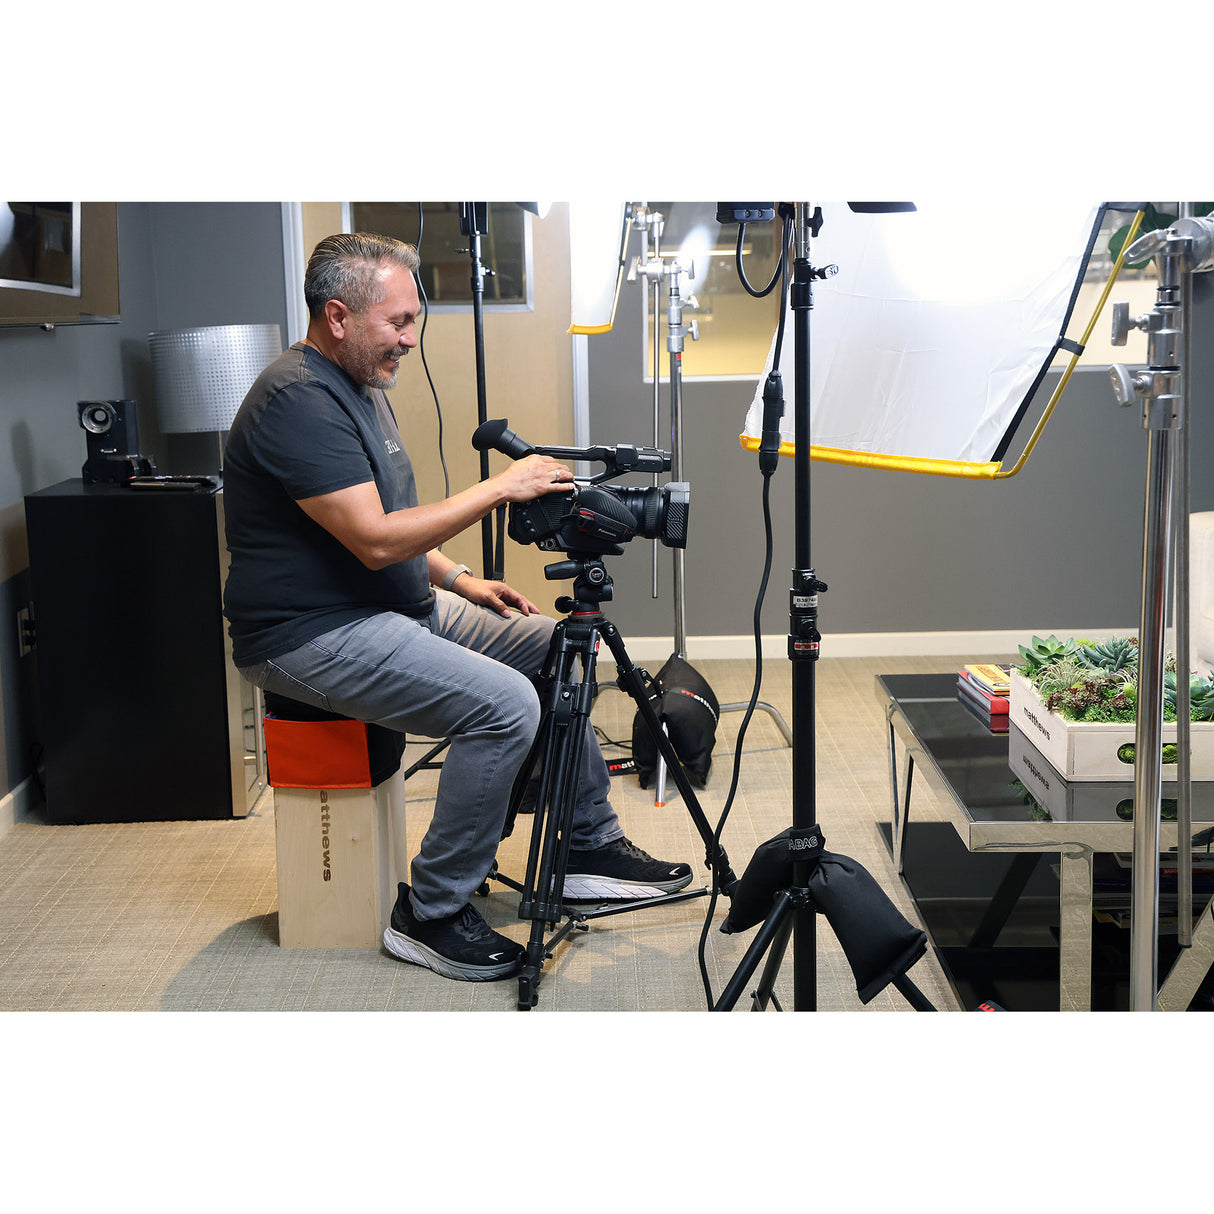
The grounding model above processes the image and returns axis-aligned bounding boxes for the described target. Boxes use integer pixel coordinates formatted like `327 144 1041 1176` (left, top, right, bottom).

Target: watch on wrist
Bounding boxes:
441 564 473 591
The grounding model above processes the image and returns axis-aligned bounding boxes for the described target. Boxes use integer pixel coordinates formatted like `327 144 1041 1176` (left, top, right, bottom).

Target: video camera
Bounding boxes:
472 419 690 557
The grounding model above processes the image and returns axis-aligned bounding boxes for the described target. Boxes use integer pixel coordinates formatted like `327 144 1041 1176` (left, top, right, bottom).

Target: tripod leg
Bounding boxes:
515 623 599 1009
713 891 797 1011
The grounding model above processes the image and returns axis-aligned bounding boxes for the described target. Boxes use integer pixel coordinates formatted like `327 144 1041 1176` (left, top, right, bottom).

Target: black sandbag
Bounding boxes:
632 654 719 788
720 825 927 1004
719 824 825 933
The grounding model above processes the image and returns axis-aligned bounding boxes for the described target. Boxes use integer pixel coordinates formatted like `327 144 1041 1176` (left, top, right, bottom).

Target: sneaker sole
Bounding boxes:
562 871 694 900
382 925 522 982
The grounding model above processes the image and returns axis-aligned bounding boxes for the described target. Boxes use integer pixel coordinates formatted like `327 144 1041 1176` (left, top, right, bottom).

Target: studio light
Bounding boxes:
740 202 1122 472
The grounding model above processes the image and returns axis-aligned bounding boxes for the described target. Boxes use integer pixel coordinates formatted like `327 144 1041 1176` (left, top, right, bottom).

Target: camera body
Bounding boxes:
472 418 691 559
509 481 690 556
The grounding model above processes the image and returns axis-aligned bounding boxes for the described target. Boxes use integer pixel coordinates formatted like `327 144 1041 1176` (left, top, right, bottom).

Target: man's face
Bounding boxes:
337 264 421 390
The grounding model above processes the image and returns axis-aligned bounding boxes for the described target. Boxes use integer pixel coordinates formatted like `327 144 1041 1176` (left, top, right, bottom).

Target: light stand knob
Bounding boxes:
1111 300 1132 346
1109 363 1144 407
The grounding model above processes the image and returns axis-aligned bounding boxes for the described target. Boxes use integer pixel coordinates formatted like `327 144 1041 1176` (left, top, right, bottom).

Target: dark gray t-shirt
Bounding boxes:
222 342 435 666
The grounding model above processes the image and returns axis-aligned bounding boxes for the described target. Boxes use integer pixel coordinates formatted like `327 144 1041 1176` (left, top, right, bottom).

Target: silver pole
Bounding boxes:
668 273 688 658
651 273 661 599
1111 219 1203 1009
1132 424 1174 1009
1176 203 1195 946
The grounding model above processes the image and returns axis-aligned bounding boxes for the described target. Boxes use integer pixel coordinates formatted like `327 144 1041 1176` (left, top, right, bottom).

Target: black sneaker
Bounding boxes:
383 884 524 981
562 837 693 900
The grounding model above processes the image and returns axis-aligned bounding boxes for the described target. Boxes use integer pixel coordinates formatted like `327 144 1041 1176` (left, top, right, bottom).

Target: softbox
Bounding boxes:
632 654 719 788
721 826 928 1005
741 201 1132 473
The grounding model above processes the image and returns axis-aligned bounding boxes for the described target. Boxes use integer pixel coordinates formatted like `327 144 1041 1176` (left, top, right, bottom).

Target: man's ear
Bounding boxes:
323 298 350 340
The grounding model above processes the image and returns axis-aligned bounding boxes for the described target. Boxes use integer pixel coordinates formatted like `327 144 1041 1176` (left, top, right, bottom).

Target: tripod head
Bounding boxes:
541 555 615 612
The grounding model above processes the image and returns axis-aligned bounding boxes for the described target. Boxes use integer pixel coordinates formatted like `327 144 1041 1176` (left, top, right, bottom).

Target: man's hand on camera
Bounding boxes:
456 574 543 618
494 454 576 502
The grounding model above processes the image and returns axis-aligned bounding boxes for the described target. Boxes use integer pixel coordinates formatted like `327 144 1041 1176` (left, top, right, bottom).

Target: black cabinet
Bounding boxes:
24 479 265 824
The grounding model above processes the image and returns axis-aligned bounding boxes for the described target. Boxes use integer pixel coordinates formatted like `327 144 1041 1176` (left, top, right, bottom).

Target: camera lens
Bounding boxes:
614 483 689 548
80 403 116 435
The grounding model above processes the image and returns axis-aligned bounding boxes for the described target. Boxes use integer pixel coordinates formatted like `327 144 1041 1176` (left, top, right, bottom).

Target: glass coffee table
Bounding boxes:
877 672 1214 1011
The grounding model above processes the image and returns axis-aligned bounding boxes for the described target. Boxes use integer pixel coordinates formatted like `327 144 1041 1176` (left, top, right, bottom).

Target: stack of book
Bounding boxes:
957 663 1011 733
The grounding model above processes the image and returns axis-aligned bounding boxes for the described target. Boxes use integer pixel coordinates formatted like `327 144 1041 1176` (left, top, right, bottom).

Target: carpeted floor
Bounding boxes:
0 655 985 1014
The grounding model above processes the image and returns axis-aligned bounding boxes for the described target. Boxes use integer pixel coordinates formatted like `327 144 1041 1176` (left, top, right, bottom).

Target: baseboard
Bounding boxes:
623 628 1136 663
0 776 38 841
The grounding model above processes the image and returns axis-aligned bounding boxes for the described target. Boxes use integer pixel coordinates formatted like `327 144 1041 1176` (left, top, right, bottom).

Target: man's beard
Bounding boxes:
339 327 400 389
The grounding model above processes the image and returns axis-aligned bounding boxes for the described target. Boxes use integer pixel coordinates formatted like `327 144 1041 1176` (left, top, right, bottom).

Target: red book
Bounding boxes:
957 670 1010 716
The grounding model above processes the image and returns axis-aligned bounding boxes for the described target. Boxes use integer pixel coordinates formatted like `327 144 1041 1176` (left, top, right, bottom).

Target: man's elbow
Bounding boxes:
357 543 397 571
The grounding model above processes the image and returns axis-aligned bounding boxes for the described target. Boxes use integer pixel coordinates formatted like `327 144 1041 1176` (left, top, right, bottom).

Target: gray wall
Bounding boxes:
584 263 1214 642
5 200 1212 804
0 202 288 802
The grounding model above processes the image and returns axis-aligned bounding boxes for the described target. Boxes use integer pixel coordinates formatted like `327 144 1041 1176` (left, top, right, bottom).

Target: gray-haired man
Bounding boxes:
222 232 691 982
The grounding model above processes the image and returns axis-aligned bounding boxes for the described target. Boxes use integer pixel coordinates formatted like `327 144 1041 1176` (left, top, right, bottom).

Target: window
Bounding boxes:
641 200 783 382
343 202 533 310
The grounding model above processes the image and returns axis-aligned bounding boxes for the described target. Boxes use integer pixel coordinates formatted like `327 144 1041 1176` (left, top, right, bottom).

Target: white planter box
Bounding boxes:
1007 669 1214 781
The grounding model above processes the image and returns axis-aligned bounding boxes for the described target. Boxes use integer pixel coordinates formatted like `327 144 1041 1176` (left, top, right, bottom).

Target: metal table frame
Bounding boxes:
878 673 1214 1011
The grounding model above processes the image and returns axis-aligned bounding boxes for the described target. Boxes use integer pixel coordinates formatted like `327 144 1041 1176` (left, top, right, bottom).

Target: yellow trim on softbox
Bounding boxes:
738 436 1003 479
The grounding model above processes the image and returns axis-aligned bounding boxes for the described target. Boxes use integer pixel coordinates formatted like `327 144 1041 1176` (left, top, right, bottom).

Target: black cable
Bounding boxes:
414 202 450 501
592 724 633 751
697 466 777 1008
770 223 792 373
695 211 793 1007
736 215 793 300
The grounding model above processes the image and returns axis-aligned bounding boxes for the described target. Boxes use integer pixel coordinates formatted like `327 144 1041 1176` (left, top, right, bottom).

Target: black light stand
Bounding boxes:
712 203 826 1010
459 202 506 581
711 202 922 1012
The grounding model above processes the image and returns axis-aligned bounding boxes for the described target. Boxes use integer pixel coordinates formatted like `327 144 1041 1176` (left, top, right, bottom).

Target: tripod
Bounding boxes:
488 553 739 1010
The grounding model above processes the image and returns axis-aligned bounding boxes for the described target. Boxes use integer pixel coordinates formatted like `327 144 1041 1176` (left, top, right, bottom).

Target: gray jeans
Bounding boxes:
239 590 622 919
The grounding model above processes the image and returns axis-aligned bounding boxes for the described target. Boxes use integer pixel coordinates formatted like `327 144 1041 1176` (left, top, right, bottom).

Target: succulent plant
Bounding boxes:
1034 656 1090 699
1017 634 1078 676
1168 674 1214 722
1078 636 1139 674
1190 678 1214 722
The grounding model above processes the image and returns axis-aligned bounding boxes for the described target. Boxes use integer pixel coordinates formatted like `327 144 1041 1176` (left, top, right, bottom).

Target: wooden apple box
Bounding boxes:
1007 669 1214 782
272 778 407 948
265 715 408 949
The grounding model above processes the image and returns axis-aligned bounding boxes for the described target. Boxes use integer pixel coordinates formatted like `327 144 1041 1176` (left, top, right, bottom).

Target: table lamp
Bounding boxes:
148 323 282 472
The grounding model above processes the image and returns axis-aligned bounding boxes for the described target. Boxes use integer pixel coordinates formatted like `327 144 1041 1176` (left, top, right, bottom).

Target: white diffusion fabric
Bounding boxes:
743 202 1103 465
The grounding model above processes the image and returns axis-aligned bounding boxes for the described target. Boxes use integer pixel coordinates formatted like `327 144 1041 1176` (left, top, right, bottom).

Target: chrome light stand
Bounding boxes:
1109 207 1214 1009
627 204 792 807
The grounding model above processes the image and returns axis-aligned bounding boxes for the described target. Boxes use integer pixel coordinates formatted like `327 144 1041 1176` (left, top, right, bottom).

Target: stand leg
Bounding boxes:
749 911 795 1011
713 891 798 1011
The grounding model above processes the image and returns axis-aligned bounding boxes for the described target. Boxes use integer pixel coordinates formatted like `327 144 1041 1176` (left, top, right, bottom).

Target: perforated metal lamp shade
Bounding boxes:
148 324 282 434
